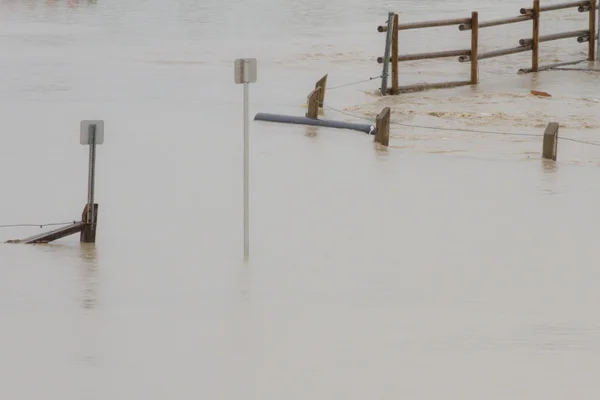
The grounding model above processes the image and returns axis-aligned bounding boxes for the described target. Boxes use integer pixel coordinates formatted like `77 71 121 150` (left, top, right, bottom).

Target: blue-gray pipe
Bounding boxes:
254 113 376 135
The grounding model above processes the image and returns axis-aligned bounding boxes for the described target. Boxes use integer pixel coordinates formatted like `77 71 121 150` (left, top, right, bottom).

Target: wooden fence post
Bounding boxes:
542 122 559 161
315 74 327 108
391 14 399 94
380 12 395 95
81 203 99 243
589 0 596 60
470 11 479 84
306 87 322 119
532 0 540 72
374 107 391 146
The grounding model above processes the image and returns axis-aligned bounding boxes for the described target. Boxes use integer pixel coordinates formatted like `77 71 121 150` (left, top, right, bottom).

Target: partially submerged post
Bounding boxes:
532 0 540 72
597 0 600 60
374 107 391 146
315 75 327 108
306 87 322 119
391 14 399 94
588 0 596 60
470 11 479 84
542 122 559 161
80 120 104 243
7 120 104 245
380 12 395 95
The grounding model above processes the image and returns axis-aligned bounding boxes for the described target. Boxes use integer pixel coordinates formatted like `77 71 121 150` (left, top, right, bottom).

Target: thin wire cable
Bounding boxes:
321 102 600 146
559 136 600 147
327 75 383 91
0 221 78 229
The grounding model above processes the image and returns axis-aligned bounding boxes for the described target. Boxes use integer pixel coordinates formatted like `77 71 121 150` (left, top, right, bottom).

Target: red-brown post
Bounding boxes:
470 11 479 84
589 0 596 60
532 0 540 72
391 14 399 94
81 203 99 243
374 107 391 146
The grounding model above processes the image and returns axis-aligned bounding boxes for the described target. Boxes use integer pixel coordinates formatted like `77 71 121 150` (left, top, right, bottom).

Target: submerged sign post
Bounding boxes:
234 58 257 260
80 120 104 231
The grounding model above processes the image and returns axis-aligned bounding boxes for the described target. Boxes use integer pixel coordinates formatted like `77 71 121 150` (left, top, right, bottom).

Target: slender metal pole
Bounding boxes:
380 12 394 95
243 81 249 259
87 124 96 226
597 1 600 60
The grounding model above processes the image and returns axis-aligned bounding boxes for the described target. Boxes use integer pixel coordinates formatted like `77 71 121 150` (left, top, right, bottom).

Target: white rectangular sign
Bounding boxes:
234 58 257 84
80 120 104 145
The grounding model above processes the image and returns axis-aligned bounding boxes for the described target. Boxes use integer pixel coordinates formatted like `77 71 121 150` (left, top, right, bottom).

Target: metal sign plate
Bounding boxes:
234 58 257 84
80 120 104 145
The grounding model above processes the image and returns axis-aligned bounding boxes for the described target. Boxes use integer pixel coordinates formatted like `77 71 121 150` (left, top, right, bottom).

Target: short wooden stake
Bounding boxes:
542 122 559 161
315 75 327 108
391 14 399 94
374 107 391 146
532 0 540 72
305 87 321 119
470 11 479 84
589 0 596 60
81 203 99 243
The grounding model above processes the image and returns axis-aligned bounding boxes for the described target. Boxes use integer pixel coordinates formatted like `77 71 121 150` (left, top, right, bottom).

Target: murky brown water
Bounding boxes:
2 0 600 398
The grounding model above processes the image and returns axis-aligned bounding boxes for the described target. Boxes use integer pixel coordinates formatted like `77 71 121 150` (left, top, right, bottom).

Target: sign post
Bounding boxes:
234 58 257 260
80 120 104 243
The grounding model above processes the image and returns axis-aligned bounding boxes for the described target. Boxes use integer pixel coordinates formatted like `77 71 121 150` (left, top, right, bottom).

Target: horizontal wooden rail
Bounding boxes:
389 80 472 93
458 45 532 62
378 17 470 32
459 15 532 30
521 0 590 14
377 49 471 63
518 58 587 73
519 30 589 46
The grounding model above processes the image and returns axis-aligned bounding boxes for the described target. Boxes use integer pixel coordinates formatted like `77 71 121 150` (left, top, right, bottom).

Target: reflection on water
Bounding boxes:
79 244 97 310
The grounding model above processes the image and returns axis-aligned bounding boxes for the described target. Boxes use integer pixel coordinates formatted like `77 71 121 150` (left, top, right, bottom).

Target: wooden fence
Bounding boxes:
377 0 597 95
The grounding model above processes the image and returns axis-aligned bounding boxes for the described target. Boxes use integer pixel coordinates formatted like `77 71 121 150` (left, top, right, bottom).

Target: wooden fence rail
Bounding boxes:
377 0 597 95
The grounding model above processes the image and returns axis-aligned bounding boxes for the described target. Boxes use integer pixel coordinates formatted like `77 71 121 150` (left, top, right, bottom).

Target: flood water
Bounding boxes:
2 0 600 398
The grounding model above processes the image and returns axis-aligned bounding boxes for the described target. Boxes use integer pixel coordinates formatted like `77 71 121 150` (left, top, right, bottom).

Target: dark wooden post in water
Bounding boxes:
532 0 540 72
374 107 391 146
81 203 99 243
315 74 327 108
542 122 559 161
391 14 399 94
470 11 479 84
589 0 596 60
306 87 322 119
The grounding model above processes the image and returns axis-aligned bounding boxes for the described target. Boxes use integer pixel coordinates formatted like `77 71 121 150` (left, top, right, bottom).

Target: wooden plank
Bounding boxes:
589 0 596 60
518 59 587 73
391 80 472 93
378 17 470 32
521 0 590 14
519 30 589 46
467 45 532 61
315 74 327 109
378 49 471 63
542 122 559 161
305 88 321 119
7 222 84 244
460 15 533 30
532 0 540 72
81 203 99 243
470 11 479 84
391 14 399 94
374 107 391 147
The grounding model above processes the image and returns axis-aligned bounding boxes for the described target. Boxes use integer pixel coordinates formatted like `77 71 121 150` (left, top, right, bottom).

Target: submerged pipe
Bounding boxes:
254 113 376 135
